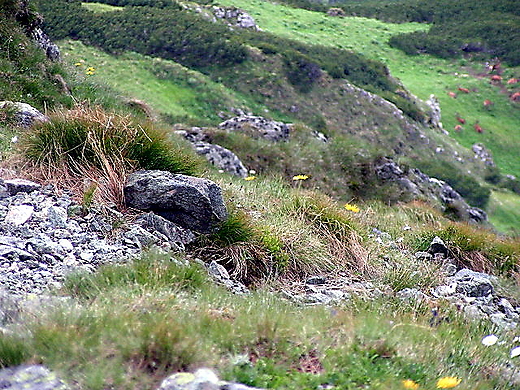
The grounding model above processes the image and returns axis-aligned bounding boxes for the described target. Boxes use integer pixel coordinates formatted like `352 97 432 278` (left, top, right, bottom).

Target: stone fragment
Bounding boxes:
3 179 41 195
124 170 227 233
136 212 196 249
193 142 248 178
158 367 264 390
0 365 70 390
5 205 34 226
47 206 67 228
428 236 448 258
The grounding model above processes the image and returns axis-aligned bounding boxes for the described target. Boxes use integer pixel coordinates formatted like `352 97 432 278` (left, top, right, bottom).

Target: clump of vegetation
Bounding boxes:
20 105 200 207
413 223 520 275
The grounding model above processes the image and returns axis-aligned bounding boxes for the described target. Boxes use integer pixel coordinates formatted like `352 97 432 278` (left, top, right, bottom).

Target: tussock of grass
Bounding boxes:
18 105 201 207
413 223 520 275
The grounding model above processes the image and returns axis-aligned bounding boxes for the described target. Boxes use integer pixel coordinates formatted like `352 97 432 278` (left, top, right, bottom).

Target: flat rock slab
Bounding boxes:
0 365 70 390
124 170 227 234
5 205 34 226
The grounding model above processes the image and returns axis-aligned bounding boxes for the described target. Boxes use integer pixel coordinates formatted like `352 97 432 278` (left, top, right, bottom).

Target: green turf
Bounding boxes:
81 2 123 13
59 40 267 125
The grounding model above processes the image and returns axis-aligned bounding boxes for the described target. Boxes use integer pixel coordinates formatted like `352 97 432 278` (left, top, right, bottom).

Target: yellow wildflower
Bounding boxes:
292 174 309 181
436 377 461 388
244 176 256 181
402 379 420 389
344 203 360 213
87 66 96 71
74 62 83 67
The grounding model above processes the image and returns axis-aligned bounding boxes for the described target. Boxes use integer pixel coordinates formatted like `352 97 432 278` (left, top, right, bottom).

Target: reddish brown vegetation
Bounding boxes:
448 91 457 98
457 87 470 93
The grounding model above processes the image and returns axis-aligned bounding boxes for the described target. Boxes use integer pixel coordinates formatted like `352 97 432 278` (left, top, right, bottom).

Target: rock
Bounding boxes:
425 94 442 128
3 179 41 195
0 365 70 390
219 115 291 142
414 251 433 261
5 205 34 226
306 276 327 285
428 236 448 258
158 368 263 390
207 261 249 294
193 142 248 178
31 28 61 61
212 7 259 30
47 206 67 228
396 288 428 302
0 101 48 128
450 269 494 297
327 8 346 17
124 170 227 234
135 212 196 250
472 143 495 166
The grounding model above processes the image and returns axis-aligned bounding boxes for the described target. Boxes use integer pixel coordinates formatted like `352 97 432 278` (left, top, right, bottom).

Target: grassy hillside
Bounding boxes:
2 1 520 389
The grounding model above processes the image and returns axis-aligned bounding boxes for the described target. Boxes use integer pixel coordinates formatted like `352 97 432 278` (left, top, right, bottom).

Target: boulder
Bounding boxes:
450 268 495 297
193 142 248 177
0 101 48 128
0 365 70 390
124 171 227 233
219 115 291 142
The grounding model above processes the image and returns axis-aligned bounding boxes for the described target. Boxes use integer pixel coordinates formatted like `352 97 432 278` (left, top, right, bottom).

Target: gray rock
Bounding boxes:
219 115 291 142
306 276 327 285
47 206 67 228
3 179 41 196
158 368 263 390
124 170 227 234
136 212 196 249
450 269 494 297
0 101 48 128
212 7 259 30
193 142 248 178
5 205 34 226
414 251 433 261
0 365 70 390
31 28 61 61
428 236 448 258
425 94 442 128
472 143 495 166
396 288 428 302
206 261 249 294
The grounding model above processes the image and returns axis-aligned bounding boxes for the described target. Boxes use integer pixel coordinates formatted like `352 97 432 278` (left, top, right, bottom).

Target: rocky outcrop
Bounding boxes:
159 368 263 390
0 101 48 128
425 94 443 129
212 6 259 30
194 142 248 177
472 143 495 166
31 27 60 61
0 365 70 390
124 170 227 234
374 158 487 223
219 116 291 142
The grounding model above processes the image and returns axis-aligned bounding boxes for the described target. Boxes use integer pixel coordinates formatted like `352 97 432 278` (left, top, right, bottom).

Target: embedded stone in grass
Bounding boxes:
124 170 227 234
0 365 70 390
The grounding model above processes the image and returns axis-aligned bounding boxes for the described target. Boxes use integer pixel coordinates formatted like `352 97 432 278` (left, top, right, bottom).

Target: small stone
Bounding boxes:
3 178 41 195
5 205 34 226
47 206 67 228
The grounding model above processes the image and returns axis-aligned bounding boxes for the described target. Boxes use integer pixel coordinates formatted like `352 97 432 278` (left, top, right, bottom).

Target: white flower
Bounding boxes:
511 346 520 358
10 136 18 143
481 334 498 346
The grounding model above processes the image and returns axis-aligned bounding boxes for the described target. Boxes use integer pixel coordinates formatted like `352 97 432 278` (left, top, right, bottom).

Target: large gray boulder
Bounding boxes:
0 365 70 390
124 171 227 233
0 101 48 128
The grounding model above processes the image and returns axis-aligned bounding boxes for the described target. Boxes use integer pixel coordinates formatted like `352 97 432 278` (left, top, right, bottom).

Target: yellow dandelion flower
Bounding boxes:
86 71 94 76
436 377 461 388
244 176 256 181
74 62 83 67
402 379 420 389
292 174 309 181
87 67 96 71
344 203 360 213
